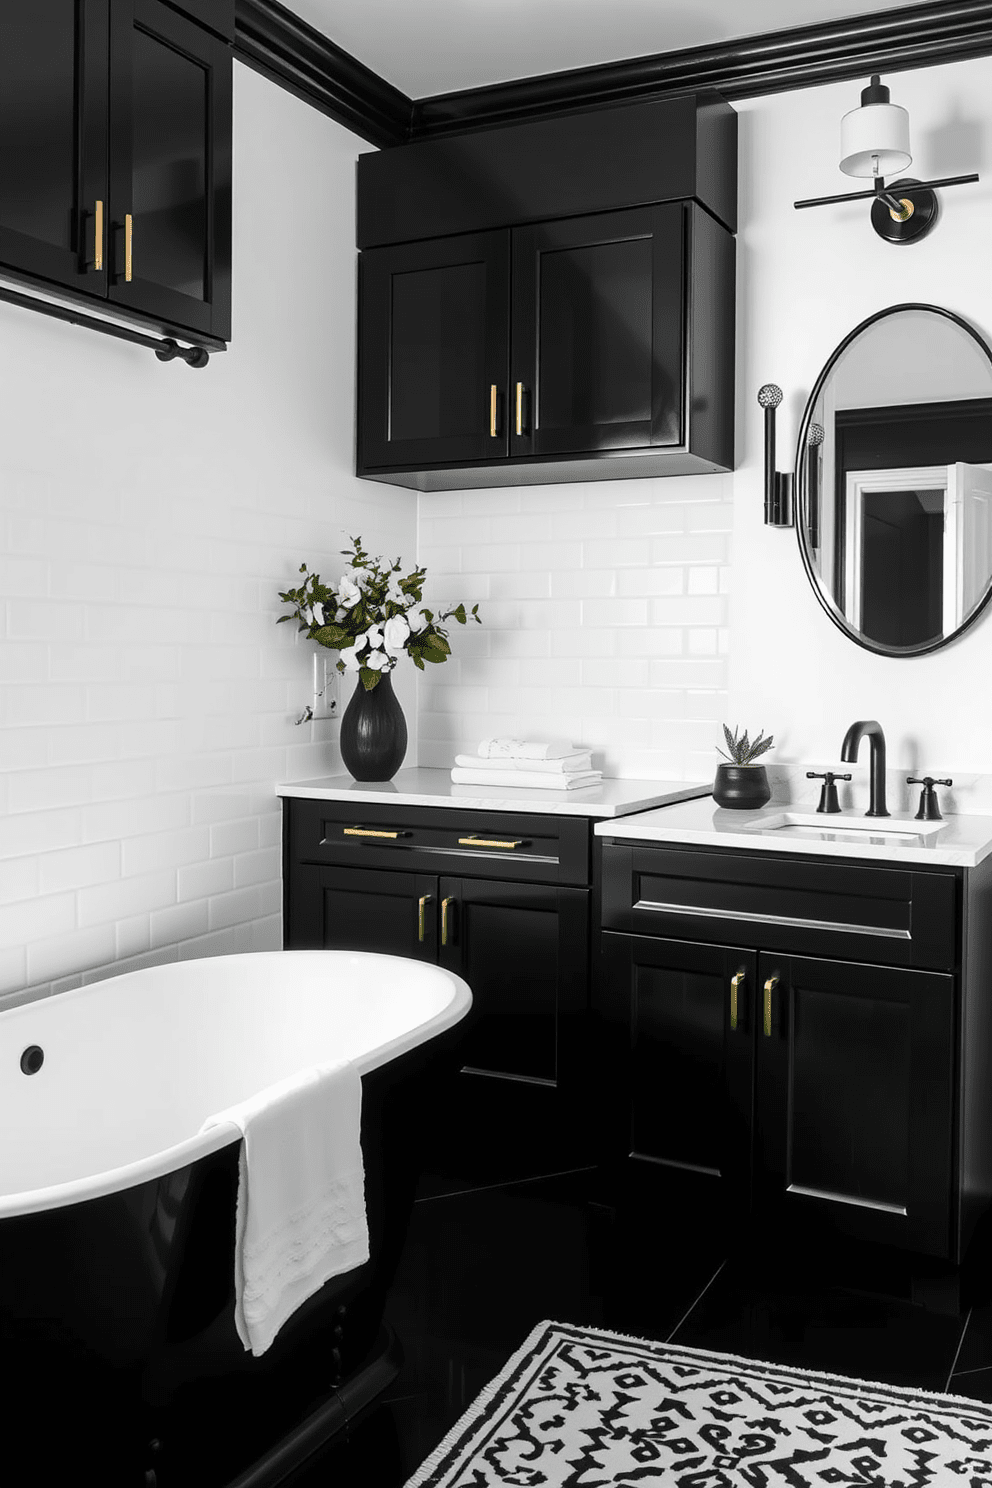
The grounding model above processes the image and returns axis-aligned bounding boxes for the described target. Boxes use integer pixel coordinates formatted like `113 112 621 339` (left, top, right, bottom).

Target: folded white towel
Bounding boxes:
478 738 575 760
200 1059 369 1357
451 767 603 791
455 752 593 774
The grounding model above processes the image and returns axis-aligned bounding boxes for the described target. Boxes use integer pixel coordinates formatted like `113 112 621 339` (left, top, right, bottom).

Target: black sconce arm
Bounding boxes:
757 384 793 527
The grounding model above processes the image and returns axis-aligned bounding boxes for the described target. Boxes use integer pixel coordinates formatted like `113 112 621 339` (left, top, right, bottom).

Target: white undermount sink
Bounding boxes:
744 811 944 844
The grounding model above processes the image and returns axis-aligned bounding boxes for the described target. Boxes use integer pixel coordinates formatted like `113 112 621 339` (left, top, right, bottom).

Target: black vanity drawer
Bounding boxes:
601 844 959 970
284 797 590 886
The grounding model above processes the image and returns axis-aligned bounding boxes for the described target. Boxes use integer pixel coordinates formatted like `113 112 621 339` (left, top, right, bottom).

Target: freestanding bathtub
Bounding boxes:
0 950 471 1487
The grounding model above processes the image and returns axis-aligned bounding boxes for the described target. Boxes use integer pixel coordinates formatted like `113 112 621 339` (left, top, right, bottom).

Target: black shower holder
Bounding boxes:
757 384 793 527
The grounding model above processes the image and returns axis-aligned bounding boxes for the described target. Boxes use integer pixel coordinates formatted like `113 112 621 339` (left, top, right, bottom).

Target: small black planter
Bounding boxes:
340 672 408 781
713 763 771 810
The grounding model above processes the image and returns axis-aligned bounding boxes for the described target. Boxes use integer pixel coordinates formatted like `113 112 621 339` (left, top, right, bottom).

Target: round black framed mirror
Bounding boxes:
796 303 992 656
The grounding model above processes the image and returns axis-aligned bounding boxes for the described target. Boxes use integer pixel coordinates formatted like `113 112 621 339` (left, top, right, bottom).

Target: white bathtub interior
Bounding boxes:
0 950 471 1216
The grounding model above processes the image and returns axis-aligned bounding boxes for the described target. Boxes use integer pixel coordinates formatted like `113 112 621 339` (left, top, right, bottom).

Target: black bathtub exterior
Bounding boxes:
0 1025 459 1486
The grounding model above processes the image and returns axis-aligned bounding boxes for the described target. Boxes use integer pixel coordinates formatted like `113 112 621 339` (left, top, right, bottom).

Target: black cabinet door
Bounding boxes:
286 864 438 963
598 932 756 1206
358 230 510 470
0 1 109 293
108 0 231 339
754 952 955 1256
436 876 590 1170
510 205 684 458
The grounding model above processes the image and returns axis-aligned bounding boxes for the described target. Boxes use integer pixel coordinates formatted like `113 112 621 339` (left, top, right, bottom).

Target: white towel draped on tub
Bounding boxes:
200 1058 370 1357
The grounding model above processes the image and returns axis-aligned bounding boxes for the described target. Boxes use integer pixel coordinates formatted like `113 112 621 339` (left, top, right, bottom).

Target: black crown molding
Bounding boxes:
235 0 992 148
233 0 412 146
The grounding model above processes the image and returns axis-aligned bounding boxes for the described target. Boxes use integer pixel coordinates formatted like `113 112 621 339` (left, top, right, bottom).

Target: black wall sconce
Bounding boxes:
758 384 792 527
794 75 979 244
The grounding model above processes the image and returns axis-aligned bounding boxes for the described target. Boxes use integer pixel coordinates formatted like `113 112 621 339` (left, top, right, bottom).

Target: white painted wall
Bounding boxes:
419 52 992 789
0 64 416 1005
731 54 992 777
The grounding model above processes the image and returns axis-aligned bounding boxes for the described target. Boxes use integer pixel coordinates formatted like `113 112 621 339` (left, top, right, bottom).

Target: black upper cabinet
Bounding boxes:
0 0 231 346
0 2 110 295
359 230 510 470
357 93 737 490
108 0 231 340
511 206 684 459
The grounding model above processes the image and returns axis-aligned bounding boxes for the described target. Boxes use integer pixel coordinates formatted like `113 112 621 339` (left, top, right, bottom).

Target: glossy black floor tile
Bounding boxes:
283 1169 990 1486
947 1365 992 1403
669 1240 968 1391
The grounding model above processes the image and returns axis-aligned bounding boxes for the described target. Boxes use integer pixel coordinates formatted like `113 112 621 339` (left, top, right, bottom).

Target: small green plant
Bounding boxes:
278 536 480 693
717 724 774 766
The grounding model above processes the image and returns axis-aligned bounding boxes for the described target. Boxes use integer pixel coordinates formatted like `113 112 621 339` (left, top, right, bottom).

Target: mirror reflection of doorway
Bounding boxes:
861 490 943 648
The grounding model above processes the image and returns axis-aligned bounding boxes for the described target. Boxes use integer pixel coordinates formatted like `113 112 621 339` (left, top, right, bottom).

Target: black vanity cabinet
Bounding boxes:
356 93 737 489
598 841 992 1263
0 0 232 346
283 797 594 1177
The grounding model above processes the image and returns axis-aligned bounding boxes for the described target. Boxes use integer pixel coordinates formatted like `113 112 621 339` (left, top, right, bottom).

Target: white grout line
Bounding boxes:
665 1258 728 1345
414 1165 598 1204
944 1307 973 1392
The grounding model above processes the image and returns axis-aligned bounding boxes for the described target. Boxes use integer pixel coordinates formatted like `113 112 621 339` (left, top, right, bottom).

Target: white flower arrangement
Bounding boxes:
278 536 481 692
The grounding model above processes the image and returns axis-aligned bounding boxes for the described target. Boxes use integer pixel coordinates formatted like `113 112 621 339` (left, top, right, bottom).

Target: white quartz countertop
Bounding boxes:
276 768 710 819
594 794 992 868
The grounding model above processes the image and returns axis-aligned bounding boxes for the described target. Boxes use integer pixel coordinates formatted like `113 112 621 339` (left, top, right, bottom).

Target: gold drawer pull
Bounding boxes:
490 384 498 437
515 381 524 436
124 212 133 282
343 827 400 840
458 836 523 850
93 199 104 271
730 969 745 1031
418 894 432 943
441 896 454 946
763 975 779 1038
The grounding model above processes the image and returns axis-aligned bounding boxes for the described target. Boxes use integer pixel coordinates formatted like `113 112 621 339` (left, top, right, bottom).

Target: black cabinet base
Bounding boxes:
359 446 732 492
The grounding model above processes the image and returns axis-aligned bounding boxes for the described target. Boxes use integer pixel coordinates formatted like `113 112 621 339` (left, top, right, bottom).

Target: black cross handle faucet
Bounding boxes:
840 720 889 817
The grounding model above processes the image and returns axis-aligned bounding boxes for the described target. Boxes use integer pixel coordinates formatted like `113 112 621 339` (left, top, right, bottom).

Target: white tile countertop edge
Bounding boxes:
594 794 992 868
276 768 711 819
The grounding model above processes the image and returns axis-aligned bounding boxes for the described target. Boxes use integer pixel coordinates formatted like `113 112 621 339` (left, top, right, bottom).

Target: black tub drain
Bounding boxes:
20 1045 44 1075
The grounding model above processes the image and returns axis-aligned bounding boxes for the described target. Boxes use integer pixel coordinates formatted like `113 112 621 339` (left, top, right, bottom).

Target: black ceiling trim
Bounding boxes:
235 0 992 148
412 0 992 136
233 0 412 147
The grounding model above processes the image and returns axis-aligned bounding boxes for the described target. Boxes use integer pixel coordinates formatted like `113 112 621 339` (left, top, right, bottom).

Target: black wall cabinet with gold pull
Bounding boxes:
356 93 737 489
597 839 992 1269
0 0 232 350
282 796 592 1183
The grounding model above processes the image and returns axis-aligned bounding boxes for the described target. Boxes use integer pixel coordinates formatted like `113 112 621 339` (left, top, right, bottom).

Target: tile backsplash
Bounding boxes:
417 474 733 780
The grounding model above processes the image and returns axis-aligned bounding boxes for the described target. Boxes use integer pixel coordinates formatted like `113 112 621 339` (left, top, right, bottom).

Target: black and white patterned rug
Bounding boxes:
405 1319 992 1486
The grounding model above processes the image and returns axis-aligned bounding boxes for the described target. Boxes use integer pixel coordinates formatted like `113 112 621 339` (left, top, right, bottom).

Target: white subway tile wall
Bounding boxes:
0 69 414 1006
417 475 733 779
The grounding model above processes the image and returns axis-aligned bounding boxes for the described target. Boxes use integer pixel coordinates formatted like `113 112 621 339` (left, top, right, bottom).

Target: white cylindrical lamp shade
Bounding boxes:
839 102 912 178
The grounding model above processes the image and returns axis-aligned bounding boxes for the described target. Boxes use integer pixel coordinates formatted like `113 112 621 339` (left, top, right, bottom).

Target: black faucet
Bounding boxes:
840 720 889 817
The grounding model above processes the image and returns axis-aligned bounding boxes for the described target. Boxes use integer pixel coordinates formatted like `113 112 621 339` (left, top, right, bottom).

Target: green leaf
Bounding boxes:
359 667 381 691
411 655 425 669
313 625 348 648
425 633 450 654
422 649 447 663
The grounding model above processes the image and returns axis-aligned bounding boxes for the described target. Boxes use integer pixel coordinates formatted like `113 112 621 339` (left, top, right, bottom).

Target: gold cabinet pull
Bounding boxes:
490 384 498 437
730 970 745 1031
763 975 779 1037
124 213 133 282
418 894 432 943
458 836 523 850
343 827 400 840
515 381 524 436
441 896 454 946
93 200 104 271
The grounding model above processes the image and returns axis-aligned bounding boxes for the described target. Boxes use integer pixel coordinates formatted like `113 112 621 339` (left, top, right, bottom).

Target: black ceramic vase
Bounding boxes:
339 672 408 782
713 764 771 810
